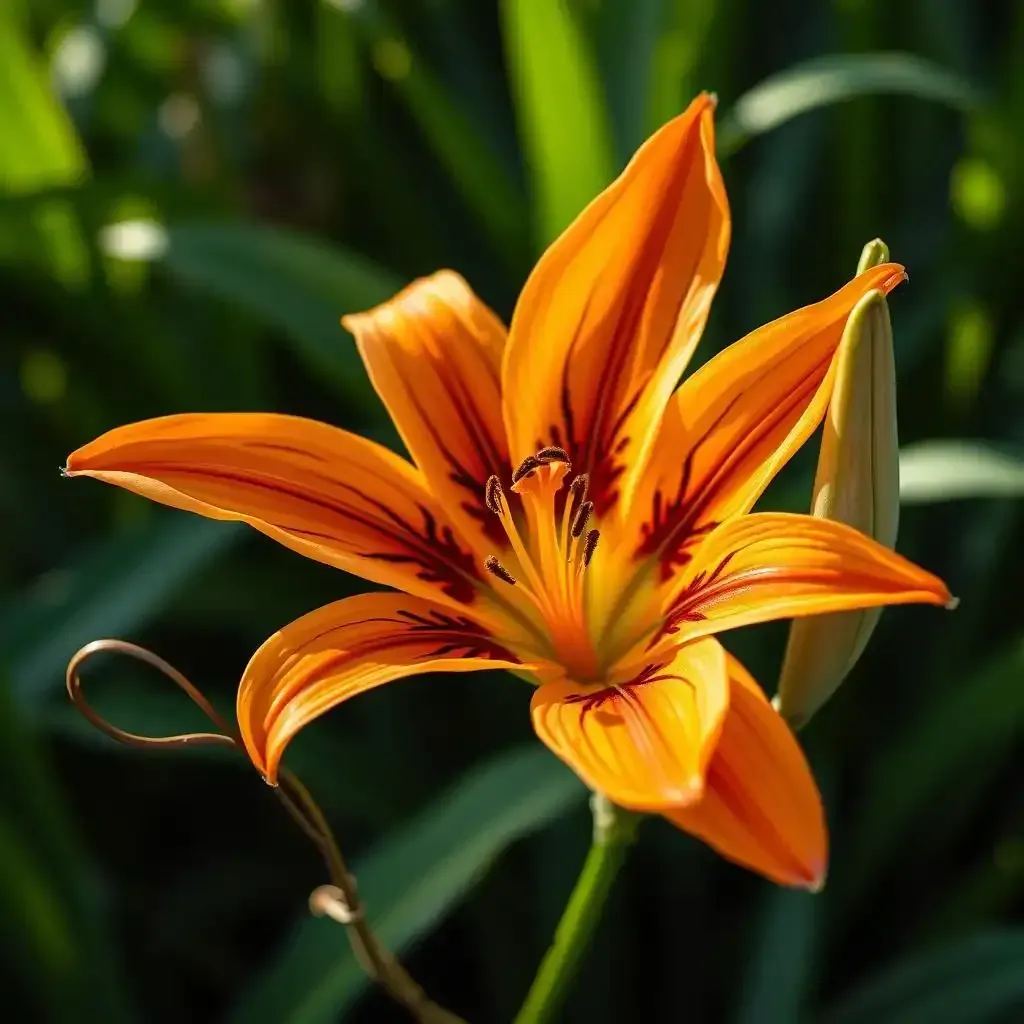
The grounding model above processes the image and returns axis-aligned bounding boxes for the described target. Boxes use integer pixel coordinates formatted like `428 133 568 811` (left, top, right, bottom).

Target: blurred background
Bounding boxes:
1 0 1022 1021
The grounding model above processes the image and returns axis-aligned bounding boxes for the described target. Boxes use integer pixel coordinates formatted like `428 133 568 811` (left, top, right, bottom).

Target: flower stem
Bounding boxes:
513 794 639 1024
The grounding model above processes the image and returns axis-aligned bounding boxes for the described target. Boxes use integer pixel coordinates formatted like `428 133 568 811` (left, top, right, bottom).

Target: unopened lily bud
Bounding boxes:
775 240 899 729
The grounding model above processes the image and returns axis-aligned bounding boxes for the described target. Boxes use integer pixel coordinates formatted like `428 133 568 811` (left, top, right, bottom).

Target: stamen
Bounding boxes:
570 500 594 539
582 529 600 569
567 473 589 506
536 446 570 466
512 455 544 484
484 475 505 515
484 555 517 585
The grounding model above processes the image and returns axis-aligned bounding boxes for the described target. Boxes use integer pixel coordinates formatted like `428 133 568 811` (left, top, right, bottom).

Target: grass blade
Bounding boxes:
500 0 615 245
821 930 1024 1024
0 514 241 709
718 53 982 156
230 745 585 1024
899 441 1024 503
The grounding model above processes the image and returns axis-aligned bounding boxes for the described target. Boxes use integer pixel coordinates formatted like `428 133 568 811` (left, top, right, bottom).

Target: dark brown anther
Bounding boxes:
582 529 600 568
511 455 543 484
571 500 594 539
567 473 589 504
484 555 517 585
536 446 570 466
484 475 504 515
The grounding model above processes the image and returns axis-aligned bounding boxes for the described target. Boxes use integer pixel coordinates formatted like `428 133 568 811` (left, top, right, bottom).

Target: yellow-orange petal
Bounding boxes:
503 92 729 516
529 639 728 810
65 412 483 608
237 592 521 783
659 512 952 645
342 271 511 551
664 651 827 888
627 263 905 575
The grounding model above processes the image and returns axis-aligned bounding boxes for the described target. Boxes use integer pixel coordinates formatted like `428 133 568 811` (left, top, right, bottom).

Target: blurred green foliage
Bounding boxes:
1 0 1022 1022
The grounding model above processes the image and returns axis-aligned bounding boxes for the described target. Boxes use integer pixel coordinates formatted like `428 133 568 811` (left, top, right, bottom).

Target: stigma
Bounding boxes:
481 449 601 678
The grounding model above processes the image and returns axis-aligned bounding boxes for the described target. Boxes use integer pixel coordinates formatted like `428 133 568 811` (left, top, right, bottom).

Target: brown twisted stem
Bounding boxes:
66 639 467 1024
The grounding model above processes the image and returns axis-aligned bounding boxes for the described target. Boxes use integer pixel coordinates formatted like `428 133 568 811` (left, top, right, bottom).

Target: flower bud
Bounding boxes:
775 240 899 729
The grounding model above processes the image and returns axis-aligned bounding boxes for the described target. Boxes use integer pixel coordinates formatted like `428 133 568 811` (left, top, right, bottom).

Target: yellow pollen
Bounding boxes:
483 450 602 679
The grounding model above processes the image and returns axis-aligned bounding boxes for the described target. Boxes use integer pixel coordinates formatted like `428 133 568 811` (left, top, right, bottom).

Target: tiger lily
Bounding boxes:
65 93 952 889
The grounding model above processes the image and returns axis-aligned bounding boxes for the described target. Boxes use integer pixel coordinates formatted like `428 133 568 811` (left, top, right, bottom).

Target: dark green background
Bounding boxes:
1 1 1021 1021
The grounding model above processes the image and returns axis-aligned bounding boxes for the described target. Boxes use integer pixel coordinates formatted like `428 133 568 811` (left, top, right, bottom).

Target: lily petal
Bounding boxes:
237 592 520 783
664 651 827 889
628 264 906 575
660 512 953 644
530 639 728 810
503 92 729 514
342 272 510 550
65 413 484 607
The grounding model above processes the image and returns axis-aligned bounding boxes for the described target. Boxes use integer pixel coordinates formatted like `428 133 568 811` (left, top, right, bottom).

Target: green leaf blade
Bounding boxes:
231 745 585 1024
899 441 1024 503
718 53 983 156
822 930 1024 1024
500 0 616 245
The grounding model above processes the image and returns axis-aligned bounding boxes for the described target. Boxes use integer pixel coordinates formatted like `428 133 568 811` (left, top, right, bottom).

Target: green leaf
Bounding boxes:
100 220 401 415
821 930 1024 1024
0 513 241 709
844 639 1024 895
0 681 133 1022
735 888 819 1024
590 0 663 161
899 441 1024 503
231 745 586 1024
717 53 982 156
346 5 527 260
0 5 90 284
500 0 616 245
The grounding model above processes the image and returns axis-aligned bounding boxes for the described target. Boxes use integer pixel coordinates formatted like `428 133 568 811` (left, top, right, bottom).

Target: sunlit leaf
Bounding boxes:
0 5 90 284
500 0 615 245
718 53 982 156
899 441 1024 503
100 220 401 415
230 746 586 1024
821 930 1024 1024
0 514 241 709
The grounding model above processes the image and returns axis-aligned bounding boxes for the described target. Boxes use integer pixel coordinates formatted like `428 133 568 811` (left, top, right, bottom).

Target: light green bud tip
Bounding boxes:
857 238 890 274
776 241 899 730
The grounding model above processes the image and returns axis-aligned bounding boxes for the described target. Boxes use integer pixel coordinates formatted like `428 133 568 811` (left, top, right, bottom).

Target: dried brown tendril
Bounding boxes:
66 638 466 1024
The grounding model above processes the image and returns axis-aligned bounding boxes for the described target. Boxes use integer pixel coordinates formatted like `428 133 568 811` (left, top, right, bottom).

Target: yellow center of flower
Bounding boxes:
481 449 607 680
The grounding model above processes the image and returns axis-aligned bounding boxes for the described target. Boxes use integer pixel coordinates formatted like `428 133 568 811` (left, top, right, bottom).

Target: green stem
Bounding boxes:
513 794 639 1024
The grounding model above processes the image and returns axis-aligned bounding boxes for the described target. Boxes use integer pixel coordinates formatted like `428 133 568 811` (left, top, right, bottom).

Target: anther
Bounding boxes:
512 455 543 484
484 555 517 585
582 529 600 568
484 475 504 515
571 500 594 539
536 446 570 466
568 473 589 503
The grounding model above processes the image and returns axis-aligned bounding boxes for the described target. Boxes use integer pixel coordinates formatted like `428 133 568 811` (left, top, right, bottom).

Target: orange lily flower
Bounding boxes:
65 94 952 889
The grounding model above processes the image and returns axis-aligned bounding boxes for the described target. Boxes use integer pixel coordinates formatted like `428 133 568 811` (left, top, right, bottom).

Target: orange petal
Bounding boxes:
65 413 484 607
529 639 728 810
659 512 953 645
503 93 729 515
342 272 511 550
664 651 827 888
627 264 906 575
237 592 521 782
